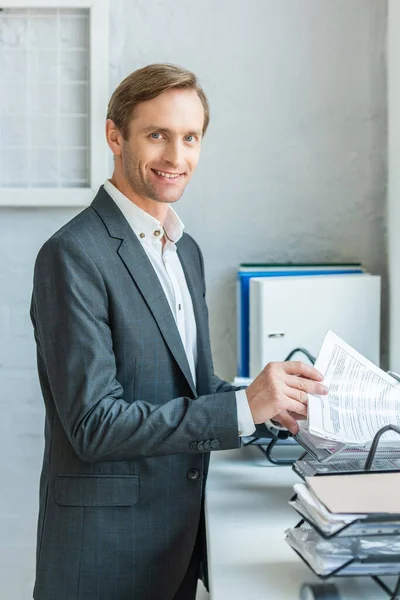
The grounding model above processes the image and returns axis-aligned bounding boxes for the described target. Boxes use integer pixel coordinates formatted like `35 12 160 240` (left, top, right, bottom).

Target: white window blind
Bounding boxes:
0 0 108 206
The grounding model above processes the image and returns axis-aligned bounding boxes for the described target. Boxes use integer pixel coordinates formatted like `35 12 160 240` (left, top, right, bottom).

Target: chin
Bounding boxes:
154 190 185 204
158 196 180 204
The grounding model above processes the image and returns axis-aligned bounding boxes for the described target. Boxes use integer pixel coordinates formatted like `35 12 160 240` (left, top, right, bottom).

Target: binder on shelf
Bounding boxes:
237 263 365 378
248 272 380 379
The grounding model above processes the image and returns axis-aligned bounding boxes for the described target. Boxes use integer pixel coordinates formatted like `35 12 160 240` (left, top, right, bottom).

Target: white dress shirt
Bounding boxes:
104 180 255 437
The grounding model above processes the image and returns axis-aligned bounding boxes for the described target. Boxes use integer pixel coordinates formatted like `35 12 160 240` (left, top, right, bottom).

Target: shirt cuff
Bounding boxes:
235 389 256 437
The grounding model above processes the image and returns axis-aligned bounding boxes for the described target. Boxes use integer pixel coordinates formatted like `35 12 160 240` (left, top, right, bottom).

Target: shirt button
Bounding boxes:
187 469 200 481
154 230 161 237
139 233 145 239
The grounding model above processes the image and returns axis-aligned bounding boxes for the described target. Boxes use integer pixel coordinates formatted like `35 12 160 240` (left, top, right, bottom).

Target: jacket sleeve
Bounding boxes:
31 234 241 463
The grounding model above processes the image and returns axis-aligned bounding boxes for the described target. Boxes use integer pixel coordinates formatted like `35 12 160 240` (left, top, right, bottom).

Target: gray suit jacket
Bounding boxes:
30 186 241 600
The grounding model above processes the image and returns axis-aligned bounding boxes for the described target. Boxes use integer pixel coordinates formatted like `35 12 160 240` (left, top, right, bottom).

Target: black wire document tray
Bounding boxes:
293 419 400 486
294 427 348 462
287 425 400 600
289 492 400 539
292 452 400 479
287 521 400 579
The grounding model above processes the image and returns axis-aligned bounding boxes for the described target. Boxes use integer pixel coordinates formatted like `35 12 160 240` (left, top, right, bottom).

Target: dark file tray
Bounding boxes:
294 428 400 464
287 424 400 600
292 451 400 480
294 428 348 462
288 523 400 579
289 494 400 539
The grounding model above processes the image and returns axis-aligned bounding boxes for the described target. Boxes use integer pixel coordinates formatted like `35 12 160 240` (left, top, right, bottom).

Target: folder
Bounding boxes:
249 273 380 378
306 472 400 515
237 263 364 377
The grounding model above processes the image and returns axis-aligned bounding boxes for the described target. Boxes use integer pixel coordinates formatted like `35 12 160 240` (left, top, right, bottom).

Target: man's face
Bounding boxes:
119 88 204 205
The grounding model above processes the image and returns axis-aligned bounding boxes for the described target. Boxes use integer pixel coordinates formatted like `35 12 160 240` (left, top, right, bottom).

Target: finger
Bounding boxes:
285 376 328 397
280 397 308 417
289 412 308 421
282 361 324 380
274 410 300 435
285 386 309 405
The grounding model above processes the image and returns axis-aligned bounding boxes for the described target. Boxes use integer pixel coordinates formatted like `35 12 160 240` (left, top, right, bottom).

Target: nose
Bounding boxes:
162 139 185 170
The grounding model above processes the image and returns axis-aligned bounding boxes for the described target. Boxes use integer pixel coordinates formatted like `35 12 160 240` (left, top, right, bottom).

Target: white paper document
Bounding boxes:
308 331 400 444
290 482 364 535
285 526 400 576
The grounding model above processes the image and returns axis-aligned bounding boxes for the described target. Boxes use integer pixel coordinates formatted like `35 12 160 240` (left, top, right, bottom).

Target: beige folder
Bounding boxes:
306 472 400 515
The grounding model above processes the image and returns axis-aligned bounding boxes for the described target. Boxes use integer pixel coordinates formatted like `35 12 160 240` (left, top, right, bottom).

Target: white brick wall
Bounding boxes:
0 209 78 598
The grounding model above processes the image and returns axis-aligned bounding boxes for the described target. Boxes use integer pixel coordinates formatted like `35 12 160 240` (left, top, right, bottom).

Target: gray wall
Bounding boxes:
0 1 387 597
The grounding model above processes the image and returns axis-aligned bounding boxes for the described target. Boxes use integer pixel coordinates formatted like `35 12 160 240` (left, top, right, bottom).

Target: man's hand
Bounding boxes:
246 361 328 434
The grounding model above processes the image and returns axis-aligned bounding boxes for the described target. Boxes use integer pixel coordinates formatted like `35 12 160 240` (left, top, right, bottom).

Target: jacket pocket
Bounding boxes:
55 474 139 507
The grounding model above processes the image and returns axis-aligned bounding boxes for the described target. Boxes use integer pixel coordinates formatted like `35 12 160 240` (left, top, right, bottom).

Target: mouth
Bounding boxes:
151 168 185 183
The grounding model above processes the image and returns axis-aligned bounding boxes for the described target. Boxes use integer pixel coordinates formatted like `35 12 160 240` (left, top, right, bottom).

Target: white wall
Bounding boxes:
388 0 400 372
0 1 388 598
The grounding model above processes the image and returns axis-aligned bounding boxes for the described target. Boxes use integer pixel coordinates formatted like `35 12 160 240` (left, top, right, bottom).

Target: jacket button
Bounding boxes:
189 441 198 450
187 469 200 481
197 441 204 450
210 439 220 449
203 440 211 451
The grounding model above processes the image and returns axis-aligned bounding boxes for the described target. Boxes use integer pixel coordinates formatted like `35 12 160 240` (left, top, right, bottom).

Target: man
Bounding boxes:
30 63 327 600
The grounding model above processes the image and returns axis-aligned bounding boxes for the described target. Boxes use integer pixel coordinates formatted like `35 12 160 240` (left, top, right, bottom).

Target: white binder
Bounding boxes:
249 274 381 378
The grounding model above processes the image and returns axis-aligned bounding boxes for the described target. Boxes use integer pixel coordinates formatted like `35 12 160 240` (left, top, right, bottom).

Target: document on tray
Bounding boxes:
290 482 365 535
285 526 400 577
308 331 400 445
287 482 400 576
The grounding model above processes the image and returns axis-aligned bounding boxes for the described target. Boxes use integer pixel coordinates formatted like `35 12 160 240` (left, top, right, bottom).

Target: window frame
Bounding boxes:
0 0 109 206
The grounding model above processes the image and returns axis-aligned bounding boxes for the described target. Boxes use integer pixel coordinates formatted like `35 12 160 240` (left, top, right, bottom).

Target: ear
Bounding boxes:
105 119 123 156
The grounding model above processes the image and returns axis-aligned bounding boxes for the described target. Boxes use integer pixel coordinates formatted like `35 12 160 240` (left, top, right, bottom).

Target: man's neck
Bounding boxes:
109 175 169 226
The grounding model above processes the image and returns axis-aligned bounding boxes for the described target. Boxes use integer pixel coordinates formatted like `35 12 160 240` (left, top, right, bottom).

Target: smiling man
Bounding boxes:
107 80 204 218
30 64 326 600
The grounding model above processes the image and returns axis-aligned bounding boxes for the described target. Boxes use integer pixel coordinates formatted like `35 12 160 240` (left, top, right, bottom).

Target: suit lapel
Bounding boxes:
177 242 211 394
92 187 197 397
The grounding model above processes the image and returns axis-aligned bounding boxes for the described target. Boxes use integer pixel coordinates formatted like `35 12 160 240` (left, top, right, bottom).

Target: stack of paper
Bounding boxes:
286 526 400 576
286 473 400 576
291 472 400 531
307 472 400 515
308 331 400 446
290 482 365 536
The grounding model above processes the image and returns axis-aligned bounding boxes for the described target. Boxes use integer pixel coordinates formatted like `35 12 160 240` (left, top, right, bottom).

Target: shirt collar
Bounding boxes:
104 179 185 245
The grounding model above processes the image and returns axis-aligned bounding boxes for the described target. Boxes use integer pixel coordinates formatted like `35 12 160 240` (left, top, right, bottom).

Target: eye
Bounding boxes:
150 132 162 139
185 135 195 143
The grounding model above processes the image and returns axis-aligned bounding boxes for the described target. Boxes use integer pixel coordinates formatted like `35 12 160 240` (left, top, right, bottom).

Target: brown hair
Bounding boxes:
107 63 210 140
